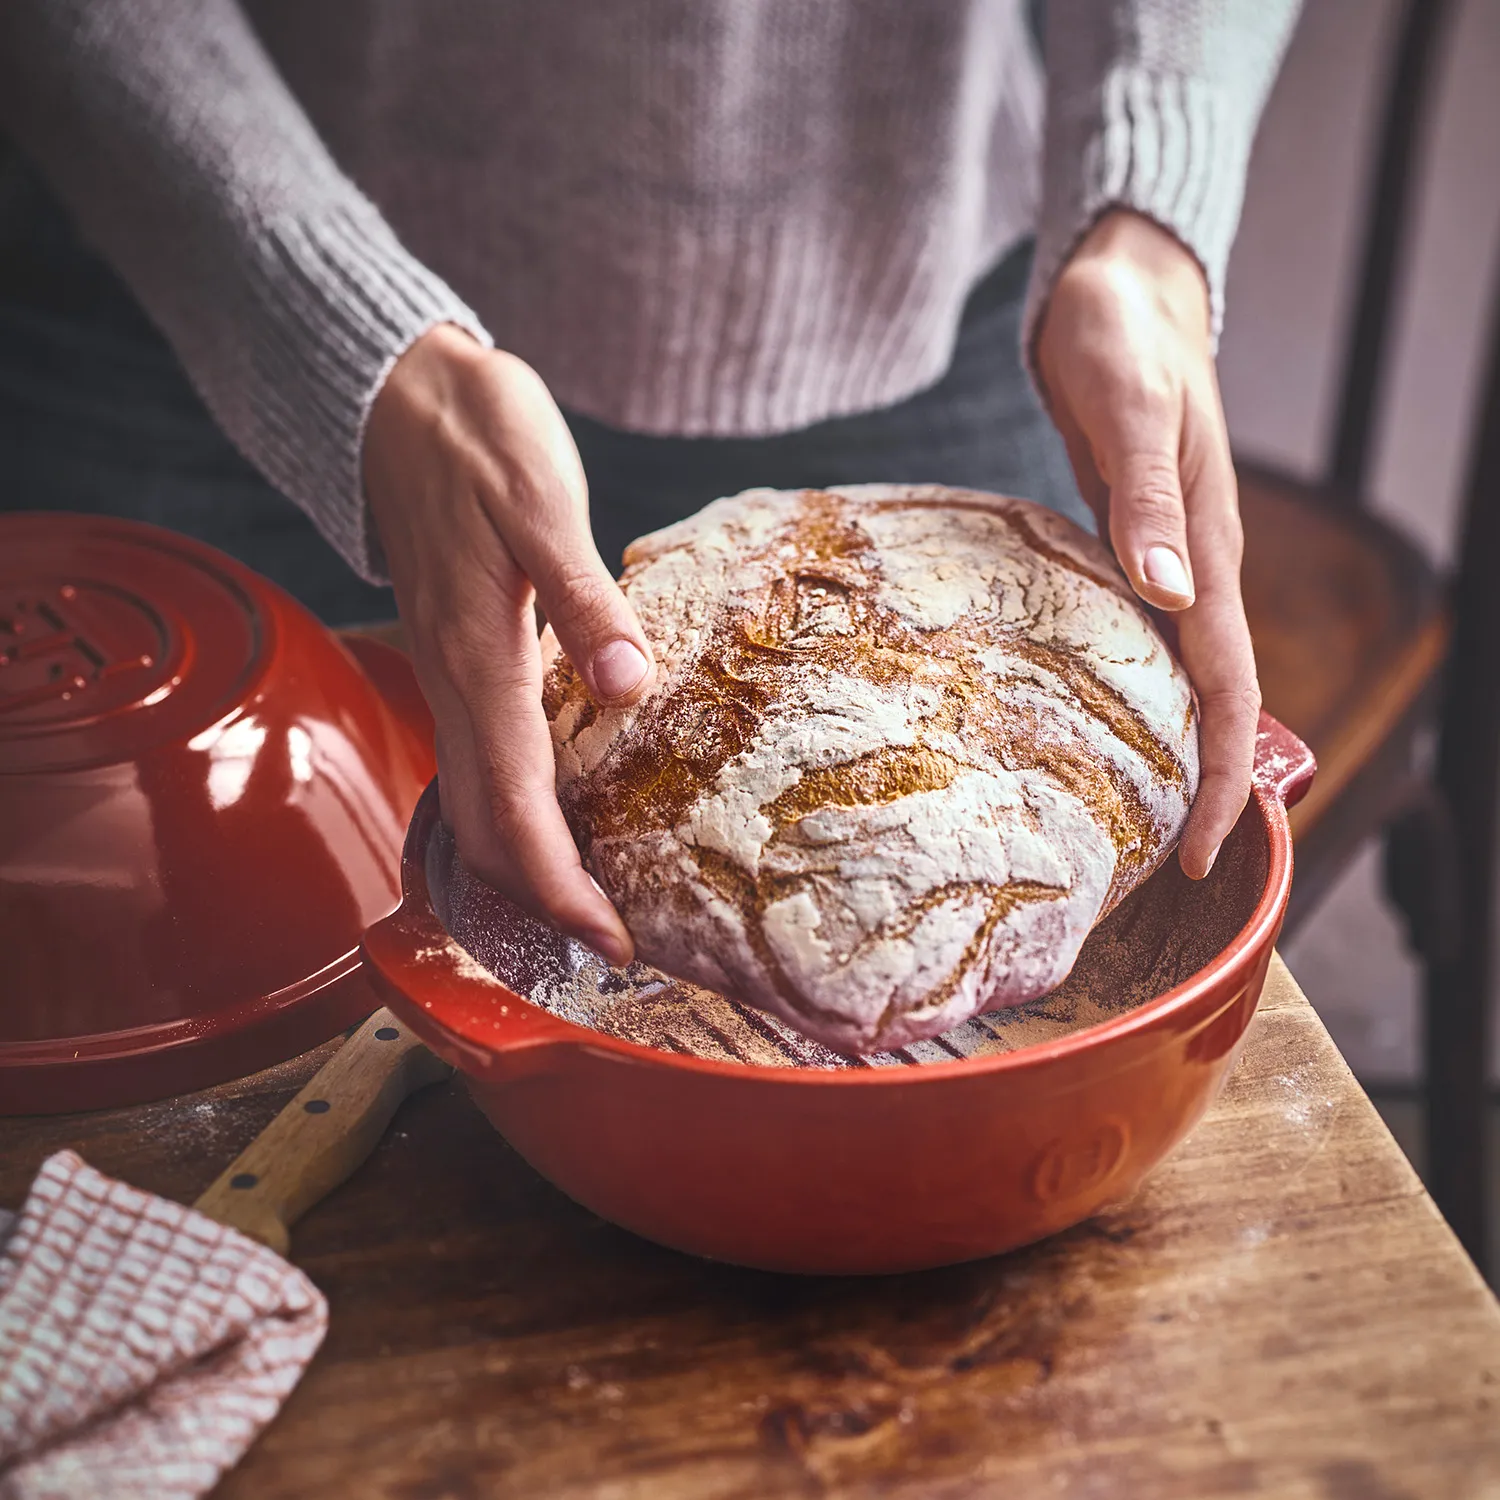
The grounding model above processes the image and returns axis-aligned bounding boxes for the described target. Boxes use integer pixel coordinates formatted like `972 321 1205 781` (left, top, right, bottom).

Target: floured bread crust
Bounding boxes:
543 485 1199 1053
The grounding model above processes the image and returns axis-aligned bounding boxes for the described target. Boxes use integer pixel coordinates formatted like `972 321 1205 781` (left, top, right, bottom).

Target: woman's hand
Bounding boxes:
364 325 655 964
1035 210 1261 878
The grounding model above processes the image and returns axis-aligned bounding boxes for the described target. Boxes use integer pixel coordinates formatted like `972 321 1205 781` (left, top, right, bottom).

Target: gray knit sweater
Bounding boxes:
0 1 1298 581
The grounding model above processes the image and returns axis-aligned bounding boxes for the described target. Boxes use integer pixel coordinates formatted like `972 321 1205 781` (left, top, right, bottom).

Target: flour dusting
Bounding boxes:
431 779 1266 1070
521 942 1141 1068
543 486 1200 1054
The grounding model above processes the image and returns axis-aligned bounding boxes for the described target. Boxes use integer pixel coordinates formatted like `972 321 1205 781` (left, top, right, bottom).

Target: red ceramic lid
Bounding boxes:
0 513 435 1114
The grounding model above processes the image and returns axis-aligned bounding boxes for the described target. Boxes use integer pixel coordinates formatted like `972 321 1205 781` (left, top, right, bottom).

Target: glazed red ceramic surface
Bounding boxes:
0 514 434 1114
364 713 1314 1274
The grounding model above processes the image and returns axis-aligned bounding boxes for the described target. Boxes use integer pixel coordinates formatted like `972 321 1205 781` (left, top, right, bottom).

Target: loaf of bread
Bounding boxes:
543 485 1199 1053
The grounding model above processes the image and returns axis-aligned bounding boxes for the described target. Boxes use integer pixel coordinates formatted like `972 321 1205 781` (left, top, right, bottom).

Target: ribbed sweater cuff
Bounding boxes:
229 200 492 584
1022 64 1258 398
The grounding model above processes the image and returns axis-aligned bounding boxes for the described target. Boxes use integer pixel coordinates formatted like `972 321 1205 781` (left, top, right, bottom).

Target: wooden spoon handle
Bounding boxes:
194 1007 453 1255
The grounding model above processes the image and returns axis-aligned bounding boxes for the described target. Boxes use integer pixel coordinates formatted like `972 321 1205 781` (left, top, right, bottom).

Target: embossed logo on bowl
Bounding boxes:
0 520 266 775
0 584 174 725
1030 1118 1130 1205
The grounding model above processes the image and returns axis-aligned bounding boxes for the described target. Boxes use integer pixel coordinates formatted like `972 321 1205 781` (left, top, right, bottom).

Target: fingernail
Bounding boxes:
591 639 649 699
1203 843 1221 877
582 873 632 964
1143 545 1193 601
588 928 633 969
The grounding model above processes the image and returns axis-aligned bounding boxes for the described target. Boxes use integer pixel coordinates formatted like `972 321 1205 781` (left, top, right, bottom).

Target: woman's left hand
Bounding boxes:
1035 209 1261 879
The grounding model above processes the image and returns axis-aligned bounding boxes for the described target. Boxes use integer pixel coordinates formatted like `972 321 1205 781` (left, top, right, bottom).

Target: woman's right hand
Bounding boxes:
363 324 654 967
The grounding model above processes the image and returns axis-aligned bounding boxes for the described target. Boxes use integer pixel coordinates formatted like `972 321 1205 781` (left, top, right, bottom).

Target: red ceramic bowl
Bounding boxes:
0 514 434 1114
364 715 1314 1274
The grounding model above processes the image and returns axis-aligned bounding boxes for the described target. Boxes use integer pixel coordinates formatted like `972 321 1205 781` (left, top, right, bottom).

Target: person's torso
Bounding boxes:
239 0 1048 434
249 0 1043 232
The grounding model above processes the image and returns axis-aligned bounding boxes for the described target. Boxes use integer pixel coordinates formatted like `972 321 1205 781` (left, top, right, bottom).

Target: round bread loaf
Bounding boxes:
544 485 1200 1053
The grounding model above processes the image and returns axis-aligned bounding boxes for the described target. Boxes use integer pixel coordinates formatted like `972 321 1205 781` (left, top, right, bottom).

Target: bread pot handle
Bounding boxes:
1251 711 1316 808
361 898 584 1082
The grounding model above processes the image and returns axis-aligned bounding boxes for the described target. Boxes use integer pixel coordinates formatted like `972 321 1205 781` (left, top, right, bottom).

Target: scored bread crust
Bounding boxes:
543 485 1200 1054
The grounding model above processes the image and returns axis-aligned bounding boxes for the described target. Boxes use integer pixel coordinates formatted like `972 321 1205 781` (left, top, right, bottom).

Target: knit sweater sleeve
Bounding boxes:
0 0 491 583
1022 0 1301 375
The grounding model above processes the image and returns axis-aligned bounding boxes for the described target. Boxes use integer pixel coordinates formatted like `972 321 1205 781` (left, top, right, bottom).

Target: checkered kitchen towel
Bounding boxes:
0 1151 327 1499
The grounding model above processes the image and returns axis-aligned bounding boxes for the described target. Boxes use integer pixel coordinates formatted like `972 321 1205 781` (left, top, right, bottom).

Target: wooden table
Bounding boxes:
3 957 1498 1498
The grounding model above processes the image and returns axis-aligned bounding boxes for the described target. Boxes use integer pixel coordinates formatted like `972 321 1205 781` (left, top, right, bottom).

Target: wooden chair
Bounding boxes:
1236 0 1497 1273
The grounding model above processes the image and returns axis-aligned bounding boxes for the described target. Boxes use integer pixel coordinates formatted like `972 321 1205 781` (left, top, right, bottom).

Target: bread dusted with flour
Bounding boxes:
543 485 1200 1054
